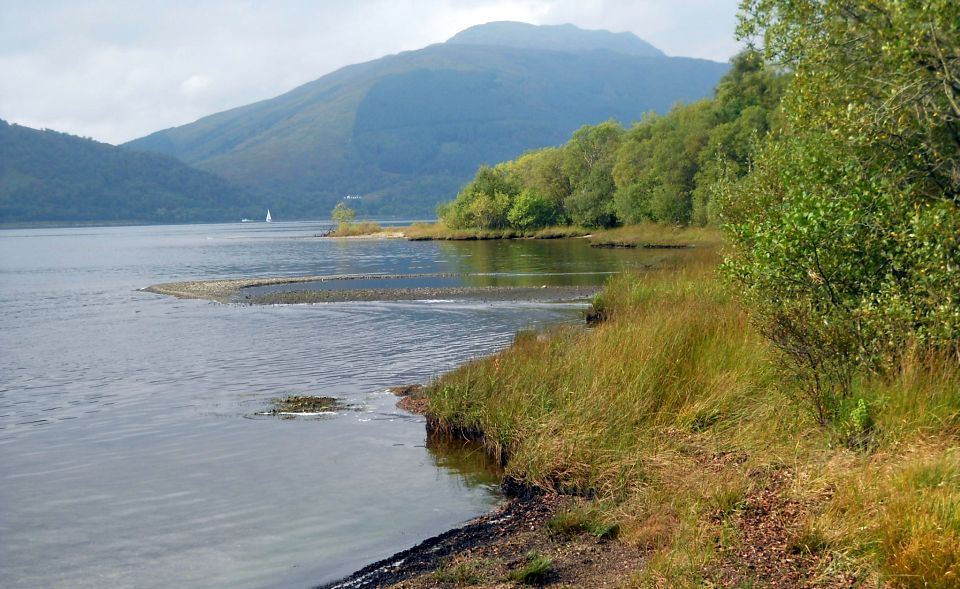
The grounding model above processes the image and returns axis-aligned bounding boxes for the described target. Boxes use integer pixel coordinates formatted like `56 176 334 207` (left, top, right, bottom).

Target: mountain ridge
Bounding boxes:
446 21 664 56
122 22 730 217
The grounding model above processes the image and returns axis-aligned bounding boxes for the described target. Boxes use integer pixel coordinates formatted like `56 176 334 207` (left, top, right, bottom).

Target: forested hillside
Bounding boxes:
0 121 261 224
125 22 728 217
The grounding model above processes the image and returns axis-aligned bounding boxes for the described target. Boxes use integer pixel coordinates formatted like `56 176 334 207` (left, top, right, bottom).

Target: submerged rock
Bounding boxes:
263 395 350 416
390 384 428 414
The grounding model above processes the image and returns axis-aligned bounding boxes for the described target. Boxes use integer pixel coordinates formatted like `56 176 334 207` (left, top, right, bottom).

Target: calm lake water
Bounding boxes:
0 222 662 588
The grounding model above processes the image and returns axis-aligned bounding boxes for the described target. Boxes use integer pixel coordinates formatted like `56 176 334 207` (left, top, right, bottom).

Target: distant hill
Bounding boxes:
447 21 664 56
126 22 729 217
0 120 263 224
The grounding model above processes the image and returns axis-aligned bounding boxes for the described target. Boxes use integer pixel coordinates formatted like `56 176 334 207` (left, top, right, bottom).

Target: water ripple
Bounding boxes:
0 223 656 589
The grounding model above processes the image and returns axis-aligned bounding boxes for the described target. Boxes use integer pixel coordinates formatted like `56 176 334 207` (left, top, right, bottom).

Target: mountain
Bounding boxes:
447 21 664 56
0 120 262 224
125 22 730 217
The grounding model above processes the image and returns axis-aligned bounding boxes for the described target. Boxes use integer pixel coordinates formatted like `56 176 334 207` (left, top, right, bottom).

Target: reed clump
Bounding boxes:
425 251 960 586
326 221 382 237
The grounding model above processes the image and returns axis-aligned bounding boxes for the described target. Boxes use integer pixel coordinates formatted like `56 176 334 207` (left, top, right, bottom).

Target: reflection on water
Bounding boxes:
427 432 503 492
242 237 694 297
0 222 683 589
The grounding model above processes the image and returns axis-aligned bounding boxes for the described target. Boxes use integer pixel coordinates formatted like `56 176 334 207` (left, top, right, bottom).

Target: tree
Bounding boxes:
562 121 624 228
612 102 715 224
331 202 356 230
507 188 558 230
509 147 572 215
440 164 520 228
722 0 960 417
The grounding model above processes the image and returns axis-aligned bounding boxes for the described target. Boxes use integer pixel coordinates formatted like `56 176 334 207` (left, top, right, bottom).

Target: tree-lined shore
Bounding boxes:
349 2 959 587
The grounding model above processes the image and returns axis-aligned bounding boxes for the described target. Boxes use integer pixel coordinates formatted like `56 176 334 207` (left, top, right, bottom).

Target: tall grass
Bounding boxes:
326 221 382 237
429 251 774 491
424 248 960 585
587 223 724 248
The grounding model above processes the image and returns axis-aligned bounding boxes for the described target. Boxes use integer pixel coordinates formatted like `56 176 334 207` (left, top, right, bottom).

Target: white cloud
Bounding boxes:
0 0 742 144
178 75 210 99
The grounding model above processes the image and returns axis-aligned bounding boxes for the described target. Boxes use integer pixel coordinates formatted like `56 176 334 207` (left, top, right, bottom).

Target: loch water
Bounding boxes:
0 222 662 588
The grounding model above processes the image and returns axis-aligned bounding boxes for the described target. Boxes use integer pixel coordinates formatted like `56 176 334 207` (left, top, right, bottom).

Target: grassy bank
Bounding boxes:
421 249 960 587
586 224 723 249
397 221 722 249
400 222 590 241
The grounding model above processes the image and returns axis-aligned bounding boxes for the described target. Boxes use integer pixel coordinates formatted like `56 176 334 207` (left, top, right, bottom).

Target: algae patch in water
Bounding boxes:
260 395 355 418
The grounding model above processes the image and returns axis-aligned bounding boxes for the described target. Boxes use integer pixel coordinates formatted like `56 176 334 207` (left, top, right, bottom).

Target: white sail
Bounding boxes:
265 209 272 222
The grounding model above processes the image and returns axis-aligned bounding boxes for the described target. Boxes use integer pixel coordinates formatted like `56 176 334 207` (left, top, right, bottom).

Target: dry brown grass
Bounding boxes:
424 249 960 586
588 223 724 249
327 221 383 237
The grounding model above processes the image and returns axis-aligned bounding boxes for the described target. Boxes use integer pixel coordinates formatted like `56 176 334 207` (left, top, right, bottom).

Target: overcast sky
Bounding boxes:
0 0 744 145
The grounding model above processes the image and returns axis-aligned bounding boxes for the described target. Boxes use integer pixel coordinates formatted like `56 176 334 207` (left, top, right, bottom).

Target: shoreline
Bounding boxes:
142 273 601 305
315 488 560 589
313 380 649 589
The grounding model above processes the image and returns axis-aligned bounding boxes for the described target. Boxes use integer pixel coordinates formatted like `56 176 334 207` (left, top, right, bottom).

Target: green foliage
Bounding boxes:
438 49 785 231
330 202 356 229
507 188 559 230
612 102 715 225
722 0 960 419
440 165 519 229
840 398 877 451
509 147 571 213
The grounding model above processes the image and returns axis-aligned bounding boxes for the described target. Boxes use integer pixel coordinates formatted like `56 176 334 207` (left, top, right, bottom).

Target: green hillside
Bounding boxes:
0 120 262 224
125 22 728 217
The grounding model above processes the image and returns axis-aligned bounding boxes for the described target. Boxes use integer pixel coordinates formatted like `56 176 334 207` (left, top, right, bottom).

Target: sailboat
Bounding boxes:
265 209 272 223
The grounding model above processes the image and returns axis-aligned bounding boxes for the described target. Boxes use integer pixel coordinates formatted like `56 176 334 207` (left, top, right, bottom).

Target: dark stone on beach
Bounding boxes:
584 304 608 326
313 493 555 589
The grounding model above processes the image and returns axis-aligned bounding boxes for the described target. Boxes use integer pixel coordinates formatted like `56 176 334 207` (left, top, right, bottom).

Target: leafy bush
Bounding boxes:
722 0 960 421
508 188 559 230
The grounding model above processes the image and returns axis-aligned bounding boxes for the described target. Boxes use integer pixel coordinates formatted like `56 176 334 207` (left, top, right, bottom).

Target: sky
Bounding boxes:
0 0 744 145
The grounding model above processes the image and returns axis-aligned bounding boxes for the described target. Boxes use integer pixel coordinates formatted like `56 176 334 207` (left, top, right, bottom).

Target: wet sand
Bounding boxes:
242 285 599 304
143 274 600 305
142 275 337 303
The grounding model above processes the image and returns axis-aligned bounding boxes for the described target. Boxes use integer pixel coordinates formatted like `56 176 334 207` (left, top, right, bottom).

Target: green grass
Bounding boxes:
547 504 620 539
399 222 717 246
433 556 490 585
424 245 960 586
507 551 553 585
